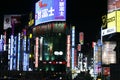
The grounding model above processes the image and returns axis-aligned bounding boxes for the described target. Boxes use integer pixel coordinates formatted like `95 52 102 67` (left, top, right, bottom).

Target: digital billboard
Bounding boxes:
35 0 66 25
71 26 75 69
108 0 120 12
108 0 116 12
116 0 120 10
3 15 21 30
102 41 116 65
66 35 70 67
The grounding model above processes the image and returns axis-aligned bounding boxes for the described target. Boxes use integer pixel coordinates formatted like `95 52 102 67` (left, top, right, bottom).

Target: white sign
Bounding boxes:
102 27 116 36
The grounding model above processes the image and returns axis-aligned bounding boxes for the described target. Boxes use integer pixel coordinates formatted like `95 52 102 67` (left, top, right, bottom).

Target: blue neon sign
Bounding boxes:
35 0 66 25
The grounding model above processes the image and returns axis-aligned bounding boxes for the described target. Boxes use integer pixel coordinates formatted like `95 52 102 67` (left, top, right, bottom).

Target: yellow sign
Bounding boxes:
116 11 120 32
107 11 116 28
102 15 107 29
97 78 101 80
28 19 34 26
102 10 120 36
28 12 34 27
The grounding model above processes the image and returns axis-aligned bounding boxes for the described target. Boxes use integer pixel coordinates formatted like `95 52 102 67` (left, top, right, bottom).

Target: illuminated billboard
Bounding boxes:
102 41 116 65
35 0 66 25
71 26 75 69
108 0 116 12
93 43 102 74
108 0 120 12
102 11 120 36
3 15 21 30
66 35 70 67
116 0 120 10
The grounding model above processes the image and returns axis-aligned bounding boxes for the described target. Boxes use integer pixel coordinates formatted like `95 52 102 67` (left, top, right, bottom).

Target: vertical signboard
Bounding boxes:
13 36 17 70
0 35 4 51
39 37 43 61
17 33 21 70
23 29 29 71
8 38 11 70
108 0 120 12
28 11 35 27
67 35 70 67
93 41 102 75
10 35 14 70
116 11 120 32
71 26 75 69
79 32 84 45
4 31 7 51
35 37 39 68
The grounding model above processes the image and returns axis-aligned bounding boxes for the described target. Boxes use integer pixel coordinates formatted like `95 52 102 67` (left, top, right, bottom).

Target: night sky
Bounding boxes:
0 0 107 43
67 0 107 43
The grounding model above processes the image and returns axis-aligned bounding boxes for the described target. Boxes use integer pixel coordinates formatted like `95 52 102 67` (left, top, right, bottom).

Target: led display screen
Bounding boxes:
35 0 66 25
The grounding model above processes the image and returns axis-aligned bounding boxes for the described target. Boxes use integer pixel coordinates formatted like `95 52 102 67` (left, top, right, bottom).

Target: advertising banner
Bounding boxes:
102 11 116 36
108 0 116 12
93 43 102 74
102 11 120 36
102 41 116 65
35 0 66 25
3 15 21 30
108 0 120 12
67 35 70 67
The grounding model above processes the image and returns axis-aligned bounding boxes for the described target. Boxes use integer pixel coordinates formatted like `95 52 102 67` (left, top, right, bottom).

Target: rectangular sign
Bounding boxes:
102 41 116 65
3 15 21 30
108 0 120 12
35 0 66 25
102 11 120 36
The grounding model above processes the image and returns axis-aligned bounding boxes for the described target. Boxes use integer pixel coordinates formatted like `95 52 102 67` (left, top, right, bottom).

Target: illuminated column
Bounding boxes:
35 37 39 68
0 35 2 51
71 26 75 69
4 31 7 51
0 35 4 51
39 37 43 61
67 35 71 67
10 35 14 70
27 38 30 70
93 42 99 78
13 36 17 70
8 38 11 70
17 33 20 70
